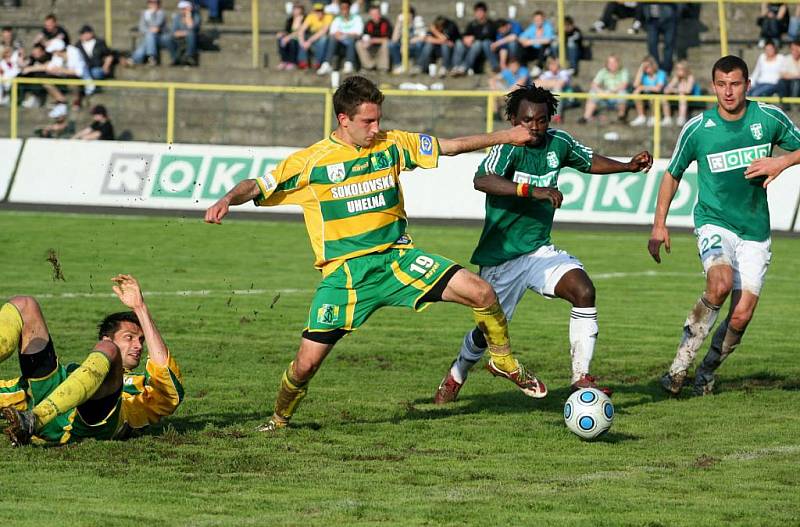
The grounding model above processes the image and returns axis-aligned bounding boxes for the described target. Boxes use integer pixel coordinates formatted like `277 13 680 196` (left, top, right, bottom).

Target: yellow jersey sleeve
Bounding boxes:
121 351 184 429
391 130 440 171
254 154 308 206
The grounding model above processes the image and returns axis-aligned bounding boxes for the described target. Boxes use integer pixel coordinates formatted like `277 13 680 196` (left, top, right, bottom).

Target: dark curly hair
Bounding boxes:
504 84 559 122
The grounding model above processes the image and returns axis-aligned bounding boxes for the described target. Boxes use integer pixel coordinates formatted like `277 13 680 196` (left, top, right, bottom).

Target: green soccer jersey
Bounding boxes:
471 128 593 267
667 101 800 241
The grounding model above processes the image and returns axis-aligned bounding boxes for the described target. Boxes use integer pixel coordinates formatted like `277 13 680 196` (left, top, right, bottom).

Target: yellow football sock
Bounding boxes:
473 300 518 373
32 351 111 429
272 361 312 424
0 303 23 364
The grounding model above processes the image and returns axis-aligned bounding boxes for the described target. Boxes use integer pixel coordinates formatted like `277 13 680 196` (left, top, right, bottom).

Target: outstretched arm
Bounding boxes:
111 274 168 367
473 173 563 208
745 149 800 187
648 172 680 264
438 125 534 156
590 151 653 174
205 179 261 224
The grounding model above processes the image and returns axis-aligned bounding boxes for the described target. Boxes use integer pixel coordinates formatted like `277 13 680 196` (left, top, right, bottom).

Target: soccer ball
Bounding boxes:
564 388 614 440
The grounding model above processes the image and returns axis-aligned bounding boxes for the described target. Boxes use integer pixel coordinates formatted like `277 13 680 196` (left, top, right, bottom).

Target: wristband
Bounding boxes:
516 183 530 197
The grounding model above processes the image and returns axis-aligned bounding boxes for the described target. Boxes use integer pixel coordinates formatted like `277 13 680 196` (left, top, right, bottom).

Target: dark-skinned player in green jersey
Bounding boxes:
650 55 800 396
434 85 653 404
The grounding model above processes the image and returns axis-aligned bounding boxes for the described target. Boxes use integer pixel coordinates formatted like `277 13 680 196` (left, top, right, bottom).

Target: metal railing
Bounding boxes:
9 77 792 159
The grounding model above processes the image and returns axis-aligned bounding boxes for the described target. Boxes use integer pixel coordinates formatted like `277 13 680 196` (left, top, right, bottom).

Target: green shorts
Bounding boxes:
305 248 459 335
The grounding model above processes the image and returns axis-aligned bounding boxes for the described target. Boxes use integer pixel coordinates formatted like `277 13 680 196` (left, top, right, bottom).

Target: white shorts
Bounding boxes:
479 244 583 321
695 224 771 296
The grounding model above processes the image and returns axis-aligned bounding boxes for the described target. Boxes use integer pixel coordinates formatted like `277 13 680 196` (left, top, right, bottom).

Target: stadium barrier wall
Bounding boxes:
7 139 800 232
0 139 22 201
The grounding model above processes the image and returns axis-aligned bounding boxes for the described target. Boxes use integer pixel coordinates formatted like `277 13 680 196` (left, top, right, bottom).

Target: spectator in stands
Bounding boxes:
195 0 224 24
318 0 363 75
643 2 678 74
277 3 306 70
451 1 498 76
76 25 115 82
0 45 21 105
488 55 529 117
517 10 554 71
579 54 629 123
535 56 572 122
417 15 461 77
19 43 50 108
299 3 333 70
788 5 800 42
491 18 522 71
630 55 667 126
1 27 24 59
550 16 584 75
592 2 643 34
750 39 785 96
324 0 362 16
356 3 392 73
661 59 699 127
758 3 789 48
389 6 426 74
132 0 168 65
74 104 115 140
35 102 74 138
166 0 202 66
779 39 800 100
33 14 70 49
44 39 88 111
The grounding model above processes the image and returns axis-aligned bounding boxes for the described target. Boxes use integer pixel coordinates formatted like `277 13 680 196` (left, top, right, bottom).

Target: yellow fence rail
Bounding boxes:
10 77 792 159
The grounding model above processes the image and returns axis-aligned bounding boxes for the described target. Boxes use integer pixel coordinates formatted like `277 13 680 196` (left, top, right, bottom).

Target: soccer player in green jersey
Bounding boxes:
649 55 800 396
206 76 549 431
434 85 653 404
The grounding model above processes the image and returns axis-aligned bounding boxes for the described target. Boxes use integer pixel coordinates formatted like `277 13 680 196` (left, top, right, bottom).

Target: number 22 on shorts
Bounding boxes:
700 234 722 255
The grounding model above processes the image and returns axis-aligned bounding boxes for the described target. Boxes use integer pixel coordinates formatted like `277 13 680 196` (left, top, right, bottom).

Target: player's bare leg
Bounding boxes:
662 265 731 395
694 289 758 395
553 269 609 394
259 338 334 432
437 269 547 399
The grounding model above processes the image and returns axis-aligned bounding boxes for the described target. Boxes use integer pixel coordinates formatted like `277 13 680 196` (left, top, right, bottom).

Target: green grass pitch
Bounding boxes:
0 210 798 526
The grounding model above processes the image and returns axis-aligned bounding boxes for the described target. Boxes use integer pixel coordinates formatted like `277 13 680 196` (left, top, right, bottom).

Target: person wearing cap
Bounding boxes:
132 0 168 65
73 104 115 140
76 25 114 81
33 14 70 49
277 3 306 70
165 0 202 66
298 3 333 70
44 38 88 110
317 0 363 75
36 102 74 138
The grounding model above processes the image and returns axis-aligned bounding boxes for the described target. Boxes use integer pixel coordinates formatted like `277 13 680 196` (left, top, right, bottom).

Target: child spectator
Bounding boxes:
535 56 572 122
579 54 629 123
299 3 333 70
356 3 392 73
277 3 306 70
389 6 426 74
74 104 115 140
488 56 529 117
661 60 699 126
491 18 522 71
318 0 363 75
750 39 785 96
630 55 667 126
132 0 168 65
518 10 554 71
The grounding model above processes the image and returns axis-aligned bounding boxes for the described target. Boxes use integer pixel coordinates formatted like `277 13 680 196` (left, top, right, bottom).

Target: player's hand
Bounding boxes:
744 156 788 188
111 274 145 309
205 198 230 224
628 151 653 172
506 125 534 146
648 225 671 264
531 187 563 208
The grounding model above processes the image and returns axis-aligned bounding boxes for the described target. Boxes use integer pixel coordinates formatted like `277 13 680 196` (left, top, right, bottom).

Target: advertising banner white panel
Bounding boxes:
8 139 800 232
0 139 22 200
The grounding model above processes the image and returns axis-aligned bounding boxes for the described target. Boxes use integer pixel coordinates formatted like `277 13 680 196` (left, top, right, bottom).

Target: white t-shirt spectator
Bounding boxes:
48 46 88 78
330 13 364 36
752 52 784 86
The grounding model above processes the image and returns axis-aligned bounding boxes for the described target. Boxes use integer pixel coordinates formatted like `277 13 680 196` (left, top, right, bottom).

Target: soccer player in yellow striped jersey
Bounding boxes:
650 55 800 396
0 275 183 445
206 75 547 431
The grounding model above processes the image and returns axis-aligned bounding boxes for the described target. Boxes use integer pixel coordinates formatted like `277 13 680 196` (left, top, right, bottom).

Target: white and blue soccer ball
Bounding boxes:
564 388 614 440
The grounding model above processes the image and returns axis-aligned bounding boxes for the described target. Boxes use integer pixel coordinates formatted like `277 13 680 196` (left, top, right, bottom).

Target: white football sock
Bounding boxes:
669 296 720 375
450 330 486 384
570 307 598 383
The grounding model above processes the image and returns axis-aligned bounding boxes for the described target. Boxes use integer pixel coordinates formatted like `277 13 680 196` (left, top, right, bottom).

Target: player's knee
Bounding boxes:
8 295 40 320
572 282 596 307
729 309 754 332
292 357 320 382
705 280 732 305
94 340 121 363
473 279 497 308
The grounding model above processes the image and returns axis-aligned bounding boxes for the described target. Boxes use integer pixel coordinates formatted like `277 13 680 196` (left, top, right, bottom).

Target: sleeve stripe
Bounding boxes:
486 144 503 173
666 113 704 171
758 102 800 144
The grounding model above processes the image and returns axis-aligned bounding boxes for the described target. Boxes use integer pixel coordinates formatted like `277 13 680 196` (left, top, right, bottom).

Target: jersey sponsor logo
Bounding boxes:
370 150 393 170
750 123 763 140
317 304 341 325
326 162 347 183
330 174 396 199
419 134 434 155
547 151 559 168
704 119 716 128
124 377 135 386
513 169 558 187
258 172 277 192
706 143 771 173
346 192 387 214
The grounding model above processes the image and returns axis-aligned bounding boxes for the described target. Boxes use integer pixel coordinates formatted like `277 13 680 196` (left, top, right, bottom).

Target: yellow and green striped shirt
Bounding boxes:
254 130 440 275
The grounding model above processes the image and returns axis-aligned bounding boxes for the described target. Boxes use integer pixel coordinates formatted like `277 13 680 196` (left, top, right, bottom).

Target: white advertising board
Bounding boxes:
0 139 22 200
8 139 800 232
